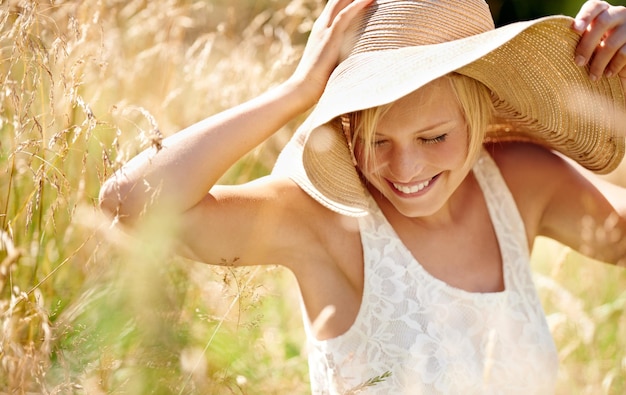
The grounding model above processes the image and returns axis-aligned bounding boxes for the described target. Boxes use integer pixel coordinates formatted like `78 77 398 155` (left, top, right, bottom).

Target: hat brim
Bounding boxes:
273 16 625 216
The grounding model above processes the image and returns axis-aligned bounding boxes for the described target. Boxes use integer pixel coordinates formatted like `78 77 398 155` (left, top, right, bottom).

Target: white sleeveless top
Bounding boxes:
304 150 559 394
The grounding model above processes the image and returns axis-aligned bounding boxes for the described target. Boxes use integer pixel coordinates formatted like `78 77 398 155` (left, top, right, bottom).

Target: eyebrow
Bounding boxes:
375 119 457 137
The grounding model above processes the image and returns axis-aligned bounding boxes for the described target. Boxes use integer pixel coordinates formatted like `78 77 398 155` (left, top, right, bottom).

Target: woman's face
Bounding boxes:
354 79 472 219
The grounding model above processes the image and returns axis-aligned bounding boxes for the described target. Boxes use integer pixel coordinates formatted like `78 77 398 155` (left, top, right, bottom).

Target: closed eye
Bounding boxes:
421 134 447 144
372 139 389 147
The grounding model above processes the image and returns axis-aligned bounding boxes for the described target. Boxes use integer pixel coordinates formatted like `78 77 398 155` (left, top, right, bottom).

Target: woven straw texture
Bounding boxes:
273 0 626 216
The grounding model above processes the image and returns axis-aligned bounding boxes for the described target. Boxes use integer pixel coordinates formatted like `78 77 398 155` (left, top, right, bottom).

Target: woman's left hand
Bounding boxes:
573 0 626 84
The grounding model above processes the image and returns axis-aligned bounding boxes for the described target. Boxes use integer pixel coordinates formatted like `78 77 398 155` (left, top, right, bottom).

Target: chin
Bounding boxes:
393 199 448 219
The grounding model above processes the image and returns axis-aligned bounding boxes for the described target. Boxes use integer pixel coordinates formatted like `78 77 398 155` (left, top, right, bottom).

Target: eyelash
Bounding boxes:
373 133 447 146
422 134 447 144
373 139 388 147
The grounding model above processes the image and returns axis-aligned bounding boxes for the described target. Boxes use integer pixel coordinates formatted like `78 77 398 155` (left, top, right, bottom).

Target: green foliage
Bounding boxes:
487 0 626 25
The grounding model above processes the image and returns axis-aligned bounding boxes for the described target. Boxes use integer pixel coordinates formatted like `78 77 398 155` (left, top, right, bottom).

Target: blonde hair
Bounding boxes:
346 74 494 171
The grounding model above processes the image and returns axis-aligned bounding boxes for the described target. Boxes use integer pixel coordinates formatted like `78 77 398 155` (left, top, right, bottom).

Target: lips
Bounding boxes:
389 174 440 195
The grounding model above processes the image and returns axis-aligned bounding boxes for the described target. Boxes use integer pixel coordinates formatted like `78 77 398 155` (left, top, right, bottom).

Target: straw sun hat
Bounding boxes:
273 0 626 216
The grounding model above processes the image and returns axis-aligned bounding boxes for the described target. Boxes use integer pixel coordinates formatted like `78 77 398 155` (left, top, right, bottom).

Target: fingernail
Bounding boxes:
573 19 586 33
590 73 598 82
575 55 586 67
605 70 613 78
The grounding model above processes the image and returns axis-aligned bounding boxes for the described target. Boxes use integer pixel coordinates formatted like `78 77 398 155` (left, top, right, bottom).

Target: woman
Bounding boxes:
100 0 626 393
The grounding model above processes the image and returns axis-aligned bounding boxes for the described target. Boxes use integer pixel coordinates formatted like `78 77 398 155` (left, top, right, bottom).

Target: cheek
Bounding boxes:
354 143 385 176
353 142 365 164
353 143 370 171
437 132 469 167
443 140 468 165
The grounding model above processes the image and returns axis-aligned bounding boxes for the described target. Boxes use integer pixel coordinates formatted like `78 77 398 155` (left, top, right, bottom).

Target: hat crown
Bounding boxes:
275 12 625 217
342 0 495 59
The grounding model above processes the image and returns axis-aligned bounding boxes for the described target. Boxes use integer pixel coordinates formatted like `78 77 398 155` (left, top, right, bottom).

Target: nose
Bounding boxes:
387 145 425 182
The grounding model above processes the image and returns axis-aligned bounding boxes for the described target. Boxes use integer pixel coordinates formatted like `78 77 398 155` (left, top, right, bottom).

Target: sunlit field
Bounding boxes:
1 1 625 394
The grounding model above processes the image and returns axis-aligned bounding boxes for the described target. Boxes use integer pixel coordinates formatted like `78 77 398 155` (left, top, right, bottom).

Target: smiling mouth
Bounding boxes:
390 174 440 195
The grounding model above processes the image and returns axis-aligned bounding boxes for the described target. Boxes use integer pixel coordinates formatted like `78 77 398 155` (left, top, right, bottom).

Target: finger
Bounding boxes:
604 31 626 77
320 0 371 29
604 7 626 77
329 0 374 30
320 0 354 27
586 9 626 79
575 7 616 67
314 0 348 30
573 0 611 33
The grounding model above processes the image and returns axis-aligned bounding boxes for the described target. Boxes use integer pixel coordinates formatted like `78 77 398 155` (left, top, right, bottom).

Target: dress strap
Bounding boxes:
473 148 530 284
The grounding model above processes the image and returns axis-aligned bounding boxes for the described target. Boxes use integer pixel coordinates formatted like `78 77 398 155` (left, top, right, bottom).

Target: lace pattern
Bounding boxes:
305 150 558 394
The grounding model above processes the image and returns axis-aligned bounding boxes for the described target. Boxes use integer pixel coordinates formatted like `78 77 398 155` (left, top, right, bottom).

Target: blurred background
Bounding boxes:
488 0 626 25
1 1 625 394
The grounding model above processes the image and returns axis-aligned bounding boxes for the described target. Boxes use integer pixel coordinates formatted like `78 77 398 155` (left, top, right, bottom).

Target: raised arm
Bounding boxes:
538 156 626 267
99 0 372 225
493 1 626 266
99 0 373 267
538 0 626 265
489 142 626 267
99 82 310 224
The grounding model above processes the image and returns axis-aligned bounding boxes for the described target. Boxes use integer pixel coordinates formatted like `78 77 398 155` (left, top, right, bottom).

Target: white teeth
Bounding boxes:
393 179 430 194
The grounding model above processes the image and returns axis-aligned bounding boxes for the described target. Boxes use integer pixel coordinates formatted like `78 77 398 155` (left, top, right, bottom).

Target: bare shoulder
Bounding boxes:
211 175 320 212
484 141 573 199
213 175 345 233
179 175 357 271
485 142 570 180
254 176 362 272
483 142 577 243
484 142 626 265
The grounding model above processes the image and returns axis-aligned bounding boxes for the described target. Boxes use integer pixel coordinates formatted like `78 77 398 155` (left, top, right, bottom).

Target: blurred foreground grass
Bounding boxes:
0 1 624 394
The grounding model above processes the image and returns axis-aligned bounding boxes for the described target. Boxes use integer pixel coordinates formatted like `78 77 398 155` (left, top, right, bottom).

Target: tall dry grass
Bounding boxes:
1 0 314 393
0 0 624 394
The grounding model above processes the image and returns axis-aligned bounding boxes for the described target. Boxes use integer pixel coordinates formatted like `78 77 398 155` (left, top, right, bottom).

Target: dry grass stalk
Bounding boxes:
0 0 624 394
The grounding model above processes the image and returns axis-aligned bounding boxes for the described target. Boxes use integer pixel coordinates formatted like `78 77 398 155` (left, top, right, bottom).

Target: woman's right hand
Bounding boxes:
290 0 373 107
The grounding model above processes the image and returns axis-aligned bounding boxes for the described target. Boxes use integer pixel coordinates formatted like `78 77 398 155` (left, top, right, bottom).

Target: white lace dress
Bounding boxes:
304 150 559 394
